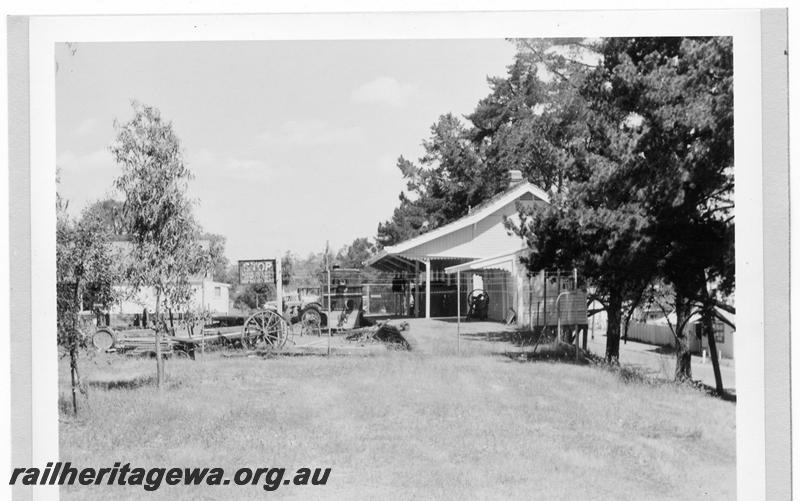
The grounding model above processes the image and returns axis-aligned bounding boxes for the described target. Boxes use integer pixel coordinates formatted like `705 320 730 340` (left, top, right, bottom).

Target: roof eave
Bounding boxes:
378 182 548 257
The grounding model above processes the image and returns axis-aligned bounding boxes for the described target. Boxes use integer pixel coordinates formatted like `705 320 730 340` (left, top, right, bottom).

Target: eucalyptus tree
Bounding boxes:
111 101 213 387
57 198 118 414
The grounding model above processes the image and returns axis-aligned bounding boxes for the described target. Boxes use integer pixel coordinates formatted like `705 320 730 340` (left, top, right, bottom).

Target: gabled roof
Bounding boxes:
366 181 549 266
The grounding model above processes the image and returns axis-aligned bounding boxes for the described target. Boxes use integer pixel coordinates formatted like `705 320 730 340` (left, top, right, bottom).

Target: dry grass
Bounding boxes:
59 350 735 500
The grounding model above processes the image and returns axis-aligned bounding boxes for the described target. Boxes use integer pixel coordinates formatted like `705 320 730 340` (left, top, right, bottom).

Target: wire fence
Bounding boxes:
276 268 589 329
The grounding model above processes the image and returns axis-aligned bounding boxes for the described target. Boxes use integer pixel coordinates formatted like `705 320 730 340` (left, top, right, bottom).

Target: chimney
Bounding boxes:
507 169 524 188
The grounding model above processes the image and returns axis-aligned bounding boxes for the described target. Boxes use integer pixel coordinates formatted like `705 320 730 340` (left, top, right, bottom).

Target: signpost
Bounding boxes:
238 258 282 314
239 259 277 286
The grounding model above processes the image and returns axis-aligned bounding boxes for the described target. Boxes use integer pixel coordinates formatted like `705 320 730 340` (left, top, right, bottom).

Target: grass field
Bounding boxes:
59 349 735 500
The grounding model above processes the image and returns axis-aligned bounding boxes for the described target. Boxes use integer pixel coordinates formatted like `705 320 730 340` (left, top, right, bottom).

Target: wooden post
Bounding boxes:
542 271 547 340
556 268 561 295
556 293 562 344
327 266 332 356
275 254 283 317
414 261 420 318
154 288 164 388
425 259 431 319
528 275 533 331
70 277 81 415
457 270 461 355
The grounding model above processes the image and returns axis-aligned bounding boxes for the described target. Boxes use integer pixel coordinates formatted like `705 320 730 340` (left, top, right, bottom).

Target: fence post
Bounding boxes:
457 270 461 355
528 275 533 331
327 267 332 356
542 271 547 340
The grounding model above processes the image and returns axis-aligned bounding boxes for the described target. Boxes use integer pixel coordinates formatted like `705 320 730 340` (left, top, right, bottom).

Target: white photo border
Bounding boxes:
20 10 766 500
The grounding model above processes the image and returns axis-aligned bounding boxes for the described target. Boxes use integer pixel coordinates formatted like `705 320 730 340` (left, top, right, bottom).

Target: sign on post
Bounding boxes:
238 259 277 285
238 258 282 313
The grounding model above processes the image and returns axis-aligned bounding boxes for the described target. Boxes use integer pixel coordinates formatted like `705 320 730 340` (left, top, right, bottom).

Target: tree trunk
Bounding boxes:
70 277 81 416
154 289 165 388
605 294 622 363
703 310 724 394
673 293 693 381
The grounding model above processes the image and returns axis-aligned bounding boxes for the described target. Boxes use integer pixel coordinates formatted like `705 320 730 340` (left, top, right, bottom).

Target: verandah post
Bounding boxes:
457 270 461 355
425 259 431 319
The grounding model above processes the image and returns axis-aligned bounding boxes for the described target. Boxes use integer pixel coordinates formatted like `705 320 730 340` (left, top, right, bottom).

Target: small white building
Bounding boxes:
367 171 587 330
106 235 231 315
112 278 231 315
623 308 735 360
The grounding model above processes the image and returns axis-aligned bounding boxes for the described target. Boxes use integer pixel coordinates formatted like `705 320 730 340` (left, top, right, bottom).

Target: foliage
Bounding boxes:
110 101 212 314
56 201 119 347
218 263 241 286
233 283 276 311
377 37 733 373
375 191 435 247
280 251 326 289
82 199 127 235
110 101 215 386
376 115 504 247
206 233 229 283
584 37 734 378
479 38 661 362
281 252 293 287
501 37 733 370
56 193 119 415
335 237 376 268
470 39 594 193
376 40 600 248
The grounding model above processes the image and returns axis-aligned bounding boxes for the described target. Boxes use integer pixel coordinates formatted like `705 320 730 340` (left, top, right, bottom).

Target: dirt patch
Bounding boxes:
345 321 417 351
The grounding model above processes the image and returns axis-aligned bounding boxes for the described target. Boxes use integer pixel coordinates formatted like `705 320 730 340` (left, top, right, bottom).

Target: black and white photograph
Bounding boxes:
4 6 792 501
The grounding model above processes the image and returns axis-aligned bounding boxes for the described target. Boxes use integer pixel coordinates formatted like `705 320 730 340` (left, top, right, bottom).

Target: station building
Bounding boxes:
366 170 588 331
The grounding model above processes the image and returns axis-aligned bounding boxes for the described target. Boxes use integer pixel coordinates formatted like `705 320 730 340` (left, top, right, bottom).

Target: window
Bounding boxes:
714 322 725 343
214 286 221 298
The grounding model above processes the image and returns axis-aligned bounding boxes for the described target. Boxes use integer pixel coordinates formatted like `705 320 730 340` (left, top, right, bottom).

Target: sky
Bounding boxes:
55 40 517 261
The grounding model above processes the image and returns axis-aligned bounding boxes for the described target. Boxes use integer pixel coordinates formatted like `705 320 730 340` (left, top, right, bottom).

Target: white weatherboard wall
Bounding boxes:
625 321 734 360
112 280 230 315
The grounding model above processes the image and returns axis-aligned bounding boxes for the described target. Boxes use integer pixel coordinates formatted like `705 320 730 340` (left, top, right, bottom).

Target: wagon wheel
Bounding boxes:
298 306 323 337
242 310 288 350
91 328 117 351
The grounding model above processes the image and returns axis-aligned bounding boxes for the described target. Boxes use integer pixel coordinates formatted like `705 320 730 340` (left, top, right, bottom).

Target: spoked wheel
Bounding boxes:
242 310 288 350
298 306 323 337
